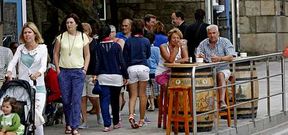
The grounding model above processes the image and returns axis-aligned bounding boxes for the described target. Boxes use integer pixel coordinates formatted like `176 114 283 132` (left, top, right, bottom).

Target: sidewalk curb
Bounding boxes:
218 111 288 135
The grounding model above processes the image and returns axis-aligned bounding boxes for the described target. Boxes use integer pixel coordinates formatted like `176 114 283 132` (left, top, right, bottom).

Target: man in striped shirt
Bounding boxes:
0 46 13 87
196 24 235 108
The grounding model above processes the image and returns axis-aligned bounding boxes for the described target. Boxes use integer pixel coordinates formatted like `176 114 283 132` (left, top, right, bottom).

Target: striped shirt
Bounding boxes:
0 46 13 80
196 37 235 71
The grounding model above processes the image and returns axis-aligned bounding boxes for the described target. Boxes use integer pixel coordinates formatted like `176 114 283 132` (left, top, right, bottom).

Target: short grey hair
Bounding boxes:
206 24 219 32
109 25 116 32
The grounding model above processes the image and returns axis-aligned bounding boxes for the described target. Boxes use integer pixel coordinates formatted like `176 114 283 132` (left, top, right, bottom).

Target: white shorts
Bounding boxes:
82 75 99 97
127 65 150 84
218 69 231 80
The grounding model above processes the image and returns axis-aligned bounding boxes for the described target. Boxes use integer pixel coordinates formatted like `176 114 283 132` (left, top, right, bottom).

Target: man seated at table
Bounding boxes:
196 24 235 108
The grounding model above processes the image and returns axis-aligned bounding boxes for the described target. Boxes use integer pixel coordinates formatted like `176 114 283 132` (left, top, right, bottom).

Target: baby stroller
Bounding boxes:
0 79 36 135
44 66 63 126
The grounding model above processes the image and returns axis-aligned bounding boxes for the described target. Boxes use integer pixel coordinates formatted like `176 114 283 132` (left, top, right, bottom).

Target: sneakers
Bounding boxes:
144 117 151 124
102 127 112 132
113 122 122 129
220 101 227 109
78 122 88 129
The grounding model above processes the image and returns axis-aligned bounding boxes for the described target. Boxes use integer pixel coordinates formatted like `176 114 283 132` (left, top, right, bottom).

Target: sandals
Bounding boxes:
102 127 112 132
65 126 72 134
138 119 145 127
72 129 80 135
129 115 139 129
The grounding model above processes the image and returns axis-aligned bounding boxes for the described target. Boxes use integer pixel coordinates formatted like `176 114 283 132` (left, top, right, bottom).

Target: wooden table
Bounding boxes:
164 62 215 132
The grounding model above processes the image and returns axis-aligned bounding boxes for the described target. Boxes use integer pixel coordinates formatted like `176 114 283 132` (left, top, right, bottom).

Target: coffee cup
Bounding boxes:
196 57 204 63
240 52 247 57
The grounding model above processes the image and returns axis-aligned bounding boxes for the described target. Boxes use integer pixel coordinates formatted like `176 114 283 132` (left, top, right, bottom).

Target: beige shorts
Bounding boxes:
218 69 231 80
82 75 99 97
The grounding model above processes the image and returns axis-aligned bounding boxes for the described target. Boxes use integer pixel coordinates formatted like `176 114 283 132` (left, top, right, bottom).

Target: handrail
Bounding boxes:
190 52 285 134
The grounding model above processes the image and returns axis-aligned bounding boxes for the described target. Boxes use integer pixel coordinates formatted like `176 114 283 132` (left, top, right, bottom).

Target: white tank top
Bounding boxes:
155 44 182 76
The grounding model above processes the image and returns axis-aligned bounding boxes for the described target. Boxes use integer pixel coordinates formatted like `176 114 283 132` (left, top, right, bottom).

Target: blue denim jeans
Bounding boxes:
99 85 121 127
58 68 85 129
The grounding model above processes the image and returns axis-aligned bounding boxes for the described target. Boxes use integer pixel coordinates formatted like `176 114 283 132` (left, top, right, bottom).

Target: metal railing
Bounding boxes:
188 52 286 134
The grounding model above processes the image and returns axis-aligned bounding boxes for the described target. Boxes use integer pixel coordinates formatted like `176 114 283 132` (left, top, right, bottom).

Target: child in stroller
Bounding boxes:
44 64 63 126
0 96 25 135
0 79 38 135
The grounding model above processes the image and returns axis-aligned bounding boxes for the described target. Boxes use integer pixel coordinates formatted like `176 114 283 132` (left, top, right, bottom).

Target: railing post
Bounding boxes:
281 56 286 114
192 66 197 135
213 66 219 134
250 60 255 126
266 58 271 120
232 62 238 130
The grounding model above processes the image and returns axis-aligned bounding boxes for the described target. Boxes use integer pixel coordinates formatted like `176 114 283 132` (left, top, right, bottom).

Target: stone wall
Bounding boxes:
239 0 288 55
0 24 2 46
115 0 288 55
3 0 286 55
115 0 205 31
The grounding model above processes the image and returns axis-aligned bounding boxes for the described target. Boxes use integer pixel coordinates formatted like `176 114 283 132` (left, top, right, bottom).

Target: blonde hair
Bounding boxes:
82 23 92 37
19 22 44 44
167 28 183 41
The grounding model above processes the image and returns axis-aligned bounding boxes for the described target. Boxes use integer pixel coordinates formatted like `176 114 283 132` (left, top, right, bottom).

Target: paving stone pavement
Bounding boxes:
44 60 288 135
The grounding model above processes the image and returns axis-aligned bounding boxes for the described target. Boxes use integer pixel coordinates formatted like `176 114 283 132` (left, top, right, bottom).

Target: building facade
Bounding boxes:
1 0 288 55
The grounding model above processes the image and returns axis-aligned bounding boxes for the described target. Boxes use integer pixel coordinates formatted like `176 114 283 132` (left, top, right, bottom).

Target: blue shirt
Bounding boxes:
116 32 129 41
196 37 235 71
123 36 151 67
147 45 160 74
95 41 128 79
154 34 168 47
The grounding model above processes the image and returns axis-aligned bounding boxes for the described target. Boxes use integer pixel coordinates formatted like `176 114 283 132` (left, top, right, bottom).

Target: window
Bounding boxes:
94 0 106 20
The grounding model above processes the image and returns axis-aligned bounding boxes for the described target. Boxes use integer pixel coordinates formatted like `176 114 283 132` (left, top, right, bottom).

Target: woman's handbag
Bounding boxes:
92 80 102 94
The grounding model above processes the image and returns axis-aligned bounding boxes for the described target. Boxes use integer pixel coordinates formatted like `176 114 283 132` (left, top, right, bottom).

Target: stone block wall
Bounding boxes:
0 24 2 46
239 0 288 55
115 0 205 31
115 0 288 55
3 0 286 55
